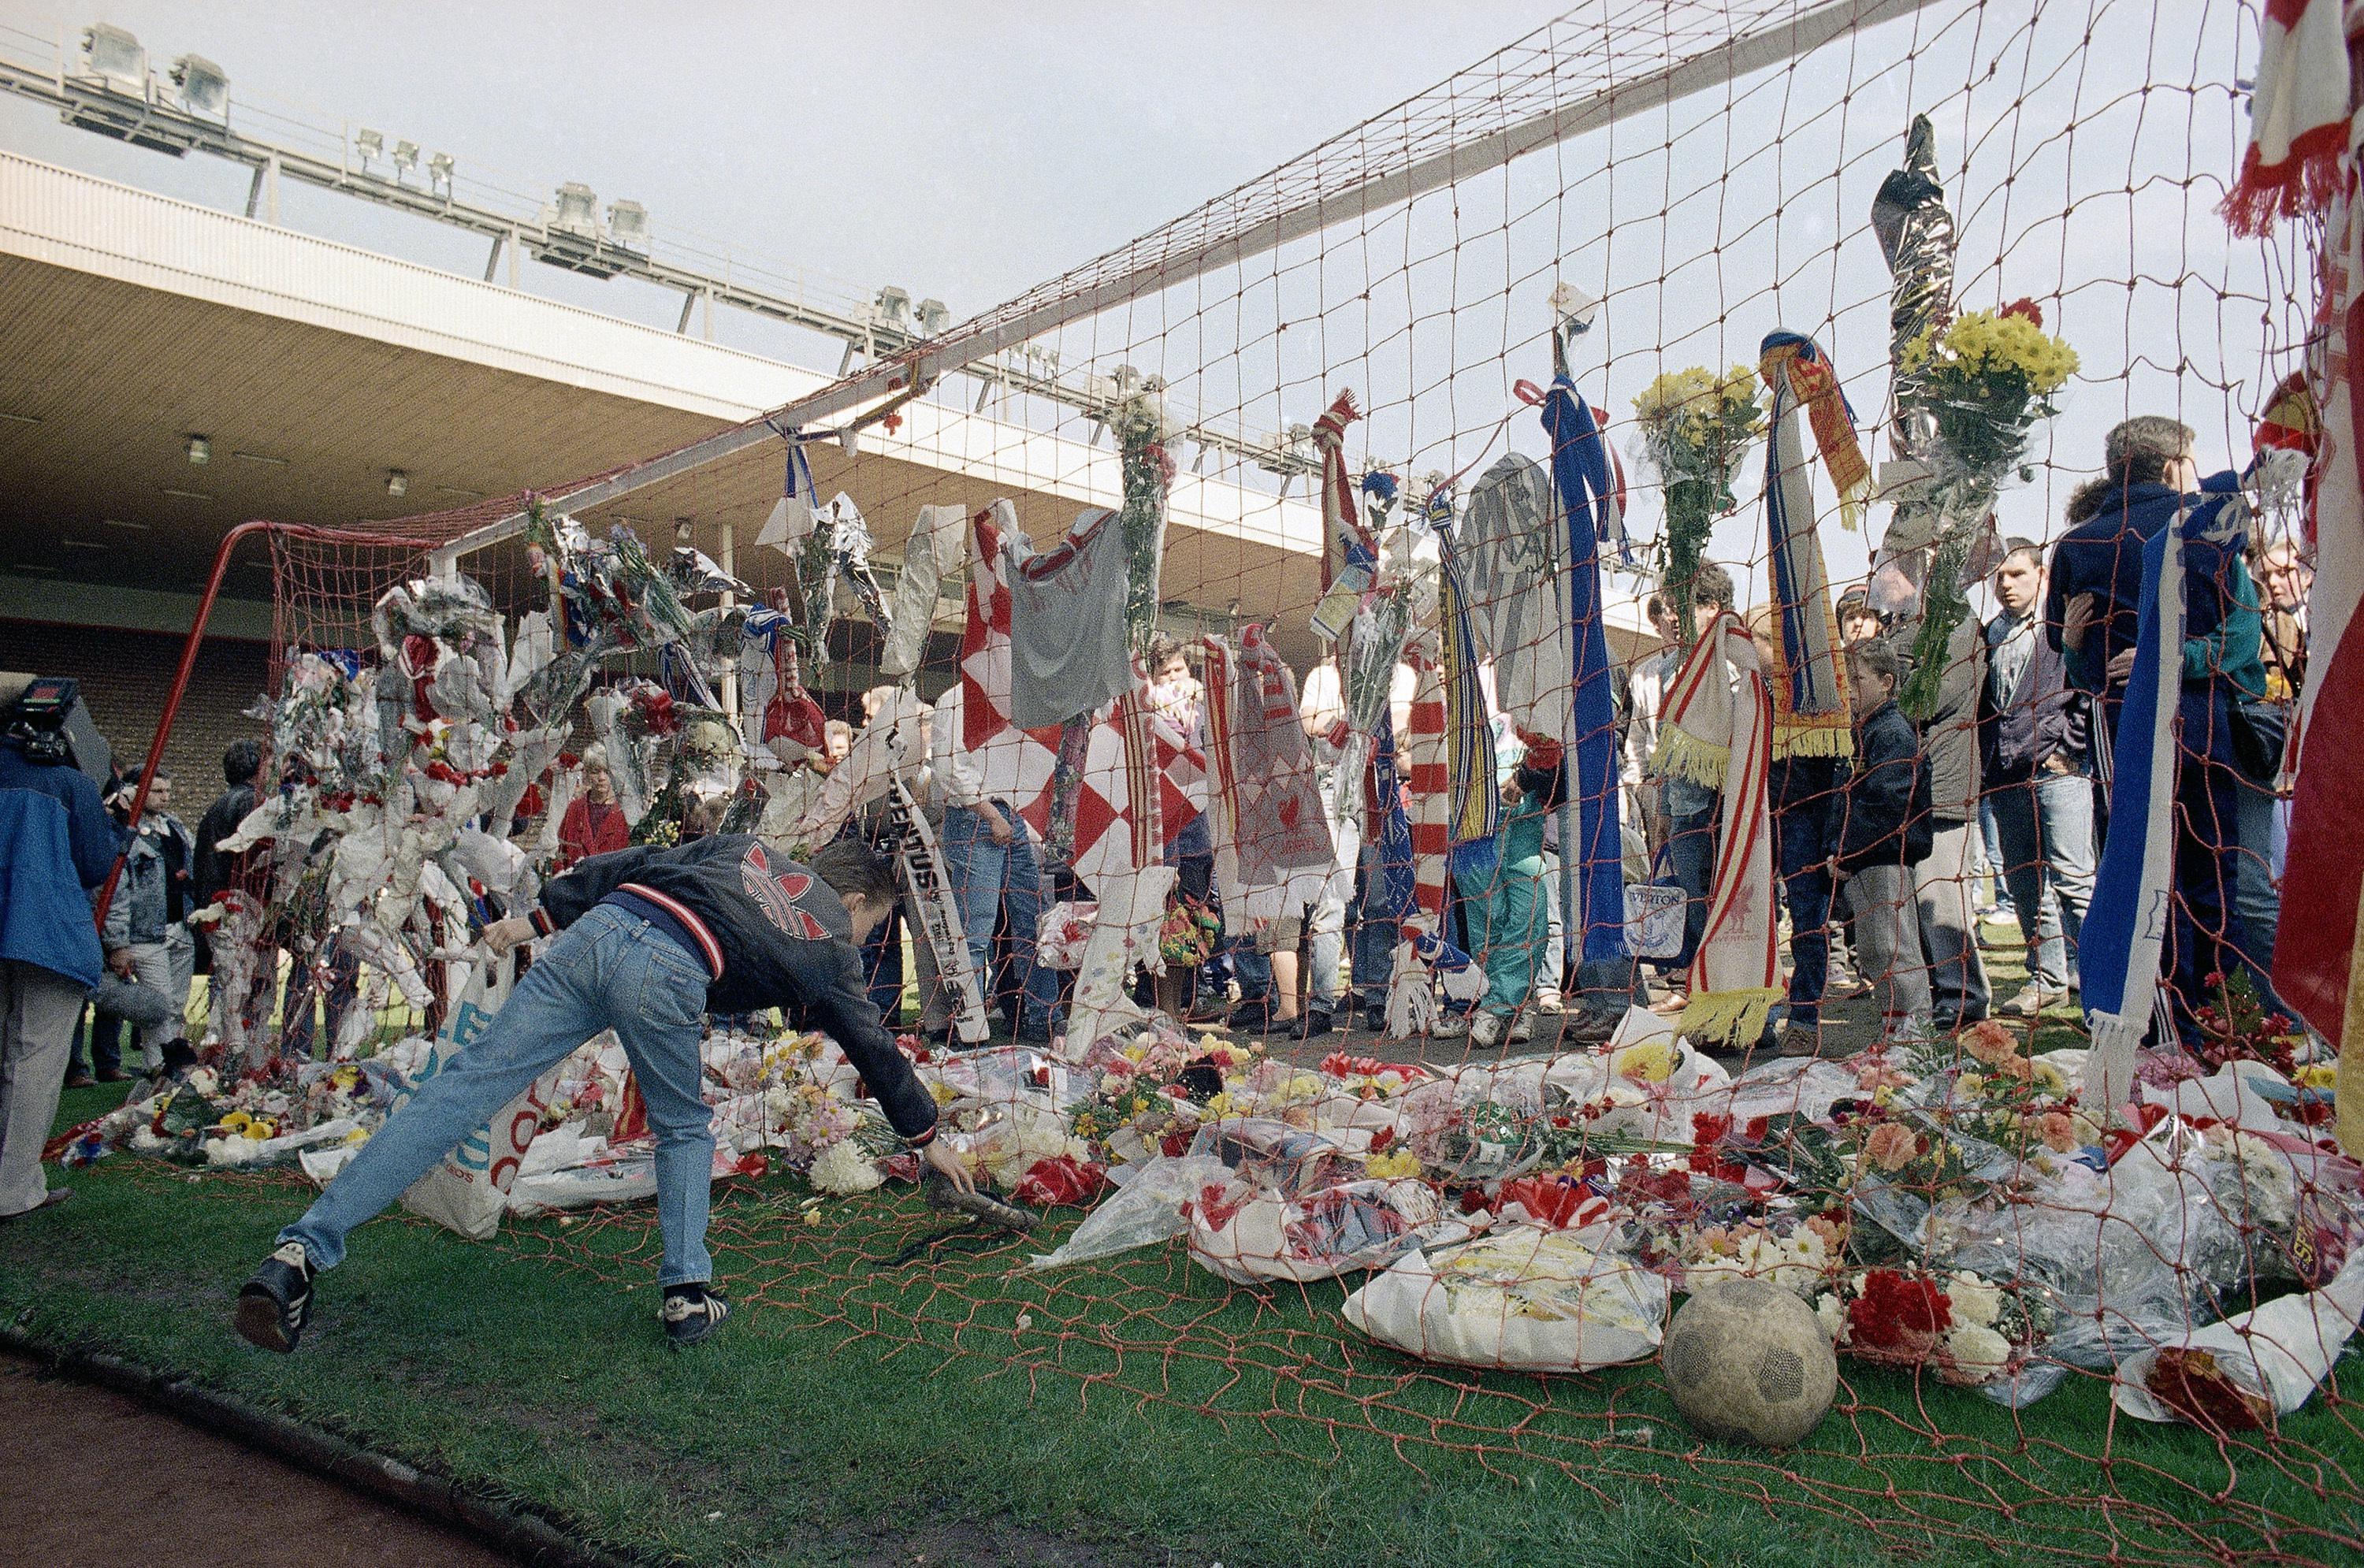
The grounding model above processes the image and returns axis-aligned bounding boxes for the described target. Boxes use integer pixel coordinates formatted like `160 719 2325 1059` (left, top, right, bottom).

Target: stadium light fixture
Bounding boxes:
354 128 383 169
385 470 409 497
873 286 912 332
185 434 210 466
548 182 599 240
168 54 229 120
606 199 649 250
915 298 950 336
79 24 147 95
392 139 421 181
427 150 455 195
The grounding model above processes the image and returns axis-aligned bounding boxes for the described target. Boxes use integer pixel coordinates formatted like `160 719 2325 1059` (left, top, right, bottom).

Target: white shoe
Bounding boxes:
1469 1011 1506 1049
1533 992 1566 1014
1508 1013 1534 1043
1429 1012 1471 1039
1998 983 2065 1017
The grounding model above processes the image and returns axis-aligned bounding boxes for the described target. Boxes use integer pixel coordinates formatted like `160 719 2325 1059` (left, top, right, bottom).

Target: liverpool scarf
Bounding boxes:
1402 637 1450 918
1310 389 1376 641
2080 505 2185 1120
1758 331 1857 760
2223 0 2353 236
1541 376 1628 964
1678 614 1781 1043
1654 608 1744 787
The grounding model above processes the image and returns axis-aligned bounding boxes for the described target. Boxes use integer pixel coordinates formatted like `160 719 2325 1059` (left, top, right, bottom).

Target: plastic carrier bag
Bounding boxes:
1343 1228 1669 1372
397 953 563 1241
1623 849 1686 960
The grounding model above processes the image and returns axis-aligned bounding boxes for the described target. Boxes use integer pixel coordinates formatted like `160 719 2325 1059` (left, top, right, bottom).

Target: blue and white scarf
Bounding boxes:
1541 375 1628 964
2080 503 2185 1116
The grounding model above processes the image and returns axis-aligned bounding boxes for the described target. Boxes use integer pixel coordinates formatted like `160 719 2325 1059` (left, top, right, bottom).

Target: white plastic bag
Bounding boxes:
397 954 559 1241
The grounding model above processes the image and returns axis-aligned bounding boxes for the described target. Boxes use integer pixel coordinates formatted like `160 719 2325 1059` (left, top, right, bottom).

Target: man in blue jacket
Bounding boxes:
0 699 122 1220
236 833 974 1353
2045 417 2265 1045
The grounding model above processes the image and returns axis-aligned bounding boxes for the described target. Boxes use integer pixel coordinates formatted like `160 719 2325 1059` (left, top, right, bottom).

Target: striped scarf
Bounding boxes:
1758 332 1857 761
2080 504 2187 1119
1403 638 1450 917
2222 0 2351 236
1678 616 1782 1043
1541 376 1629 964
1435 529 1501 882
1653 608 1742 787
1310 390 1376 641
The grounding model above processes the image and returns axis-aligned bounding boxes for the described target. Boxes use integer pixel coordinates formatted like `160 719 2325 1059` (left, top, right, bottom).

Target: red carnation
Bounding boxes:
1847 1269 1952 1354
2000 297 2044 328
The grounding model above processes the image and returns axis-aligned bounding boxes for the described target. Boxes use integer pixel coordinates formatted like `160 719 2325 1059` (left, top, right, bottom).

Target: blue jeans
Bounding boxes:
1662 776 1719 972
939 805 1009 999
1987 768 2094 992
1776 808 1837 1029
1348 845 1394 1011
2233 771 2288 1006
282 905 718 1287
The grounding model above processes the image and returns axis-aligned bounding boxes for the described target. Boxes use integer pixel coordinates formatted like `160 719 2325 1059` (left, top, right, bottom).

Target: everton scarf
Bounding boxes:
1434 526 1501 882
1541 376 1628 964
2080 503 2186 1119
1678 616 1782 1044
1758 331 1857 760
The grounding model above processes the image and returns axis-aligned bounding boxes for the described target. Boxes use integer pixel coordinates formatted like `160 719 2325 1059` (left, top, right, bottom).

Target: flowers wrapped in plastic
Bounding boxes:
1343 1228 1670 1373
1630 364 1765 638
1808 1265 2052 1393
1890 302 2077 716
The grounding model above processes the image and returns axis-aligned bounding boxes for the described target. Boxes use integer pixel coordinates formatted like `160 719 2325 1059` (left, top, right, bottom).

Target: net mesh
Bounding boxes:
149 0 2361 1555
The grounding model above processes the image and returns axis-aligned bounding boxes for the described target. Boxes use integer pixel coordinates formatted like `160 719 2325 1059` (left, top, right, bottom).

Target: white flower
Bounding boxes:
808 1139 883 1195
1814 1292 1846 1342
1944 1321 2013 1378
1947 1273 2004 1328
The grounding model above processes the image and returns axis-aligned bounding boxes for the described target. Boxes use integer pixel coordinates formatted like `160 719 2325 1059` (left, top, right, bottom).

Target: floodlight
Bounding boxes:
1112 364 1144 394
606 199 649 249
385 470 408 497
549 182 599 240
1549 281 1600 336
392 139 420 180
168 54 228 119
80 24 146 95
185 434 210 466
354 128 383 168
427 151 455 194
915 297 950 335
873 286 912 330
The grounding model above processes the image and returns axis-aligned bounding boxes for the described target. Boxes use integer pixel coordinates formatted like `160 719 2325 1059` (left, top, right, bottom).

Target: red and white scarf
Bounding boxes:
1662 611 1781 1043
2223 0 2355 235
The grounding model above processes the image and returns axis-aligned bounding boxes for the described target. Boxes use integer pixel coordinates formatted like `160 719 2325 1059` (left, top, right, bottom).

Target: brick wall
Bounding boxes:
0 619 273 801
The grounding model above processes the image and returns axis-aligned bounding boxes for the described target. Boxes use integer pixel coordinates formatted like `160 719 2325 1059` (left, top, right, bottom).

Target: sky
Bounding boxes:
0 0 2299 611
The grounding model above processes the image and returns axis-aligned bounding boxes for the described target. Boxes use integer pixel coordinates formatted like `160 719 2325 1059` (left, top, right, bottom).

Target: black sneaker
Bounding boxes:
234 1242 316 1354
661 1285 731 1348
1287 1009 1334 1042
1360 1005 1387 1034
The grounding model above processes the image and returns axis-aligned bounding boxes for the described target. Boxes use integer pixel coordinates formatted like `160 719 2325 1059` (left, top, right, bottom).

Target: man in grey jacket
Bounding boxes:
1912 614 1990 1030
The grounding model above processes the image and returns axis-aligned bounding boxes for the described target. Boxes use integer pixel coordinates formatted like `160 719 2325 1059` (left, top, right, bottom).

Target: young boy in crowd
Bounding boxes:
234 834 973 1354
1459 737 1567 1049
1829 641 1933 1043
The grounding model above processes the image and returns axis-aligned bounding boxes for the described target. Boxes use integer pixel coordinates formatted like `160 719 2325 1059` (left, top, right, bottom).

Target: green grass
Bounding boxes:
9 927 2358 1566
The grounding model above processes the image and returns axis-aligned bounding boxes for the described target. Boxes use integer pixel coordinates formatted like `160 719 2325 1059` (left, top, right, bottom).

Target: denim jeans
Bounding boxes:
1661 775 1719 972
1987 769 2095 992
1775 808 1838 1029
1347 844 1394 1010
2232 772 2284 989
985 807 1060 1031
283 905 718 1287
939 805 1009 1000
1914 820 1991 1027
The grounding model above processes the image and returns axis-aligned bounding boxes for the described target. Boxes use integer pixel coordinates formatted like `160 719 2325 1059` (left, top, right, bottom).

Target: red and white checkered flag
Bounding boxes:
961 500 1063 837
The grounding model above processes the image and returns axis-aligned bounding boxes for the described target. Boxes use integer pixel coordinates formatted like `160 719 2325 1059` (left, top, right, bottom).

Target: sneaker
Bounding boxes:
1226 998 1277 1033
1507 1013 1533 1043
1998 983 2065 1018
1469 1011 1507 1049
1776 1020 1824 1057
661 1284 731 1349
1556 1010 1619 1047
234 1242 317 1354
1533 992 1566 1015
1429 1011 1471 1040
1287 1009 1334 1042
1360 1005 1387 1034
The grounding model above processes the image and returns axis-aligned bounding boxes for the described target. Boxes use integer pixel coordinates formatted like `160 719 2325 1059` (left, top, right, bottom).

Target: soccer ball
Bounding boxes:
1661 1278 1838 1448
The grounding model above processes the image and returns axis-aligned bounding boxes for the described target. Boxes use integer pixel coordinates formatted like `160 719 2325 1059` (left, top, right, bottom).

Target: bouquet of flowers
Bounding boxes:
1812 1265 2051 1390
1678 1209 1845 1298
1893 301 2077 716
1106 381 1179 650
1916 1022 2099 1172
1630 364 1766 639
